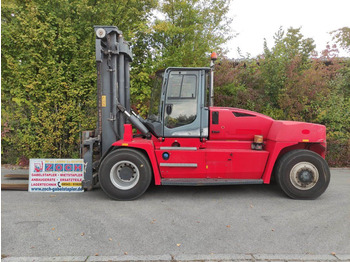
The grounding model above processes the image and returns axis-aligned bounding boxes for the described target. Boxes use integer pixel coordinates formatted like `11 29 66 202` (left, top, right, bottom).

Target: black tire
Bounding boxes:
99 148 152 200
275 149 330 199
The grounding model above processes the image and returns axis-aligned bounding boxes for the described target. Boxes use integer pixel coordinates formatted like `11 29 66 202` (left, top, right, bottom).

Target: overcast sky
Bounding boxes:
226 0 350 58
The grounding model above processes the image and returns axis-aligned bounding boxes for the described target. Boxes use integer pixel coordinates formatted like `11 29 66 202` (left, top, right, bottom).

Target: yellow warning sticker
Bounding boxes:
102 95 106 107
61 182 82 187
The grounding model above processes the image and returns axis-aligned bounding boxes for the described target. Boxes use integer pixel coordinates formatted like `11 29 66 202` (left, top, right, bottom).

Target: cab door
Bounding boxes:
163 69 202 137
156 68 208 179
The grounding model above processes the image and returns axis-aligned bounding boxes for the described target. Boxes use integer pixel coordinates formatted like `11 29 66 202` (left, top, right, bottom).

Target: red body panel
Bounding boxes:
267 120 326 143
154 138 206 179
112 107 327 185
204 141 269 179
261 141 297 183
210 107 274 141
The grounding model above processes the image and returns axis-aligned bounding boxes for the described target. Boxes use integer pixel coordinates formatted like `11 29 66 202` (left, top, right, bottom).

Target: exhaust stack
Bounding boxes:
209 52 217 107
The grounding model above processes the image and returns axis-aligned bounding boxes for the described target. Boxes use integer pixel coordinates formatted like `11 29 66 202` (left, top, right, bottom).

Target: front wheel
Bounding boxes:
275 150 330 199
99 148 152 200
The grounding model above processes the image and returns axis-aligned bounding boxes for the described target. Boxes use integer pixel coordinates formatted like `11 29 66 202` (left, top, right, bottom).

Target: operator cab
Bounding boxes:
145 67 211 138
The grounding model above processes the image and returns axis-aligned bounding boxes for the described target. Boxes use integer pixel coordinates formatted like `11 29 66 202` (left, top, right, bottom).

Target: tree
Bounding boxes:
151 0 233 69
261 27 316 108
332 27 350 54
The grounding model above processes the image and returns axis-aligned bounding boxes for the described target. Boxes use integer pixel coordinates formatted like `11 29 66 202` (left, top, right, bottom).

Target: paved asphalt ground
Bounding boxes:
1 167 350 261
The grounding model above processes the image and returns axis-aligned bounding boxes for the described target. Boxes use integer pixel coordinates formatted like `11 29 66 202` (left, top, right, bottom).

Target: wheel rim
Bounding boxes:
110 160 140 190
290 162 319 190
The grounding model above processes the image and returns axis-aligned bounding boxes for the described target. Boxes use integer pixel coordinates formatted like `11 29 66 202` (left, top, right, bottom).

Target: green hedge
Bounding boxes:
2 3 349 167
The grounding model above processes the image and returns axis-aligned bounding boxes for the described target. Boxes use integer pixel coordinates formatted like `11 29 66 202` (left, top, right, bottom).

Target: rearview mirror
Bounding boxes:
166 104 173 115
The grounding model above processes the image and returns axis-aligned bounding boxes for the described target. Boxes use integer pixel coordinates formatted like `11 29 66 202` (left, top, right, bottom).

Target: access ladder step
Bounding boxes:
161 178 264 186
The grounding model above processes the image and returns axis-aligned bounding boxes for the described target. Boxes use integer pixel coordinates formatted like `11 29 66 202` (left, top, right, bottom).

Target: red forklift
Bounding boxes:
82 26 330 200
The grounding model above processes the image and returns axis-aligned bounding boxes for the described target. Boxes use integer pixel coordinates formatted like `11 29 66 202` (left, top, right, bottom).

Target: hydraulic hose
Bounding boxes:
117 104 151 138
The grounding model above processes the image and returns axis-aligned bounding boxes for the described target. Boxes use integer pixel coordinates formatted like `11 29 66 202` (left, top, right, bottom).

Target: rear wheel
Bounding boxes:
99 148 152 200
275 149 330 199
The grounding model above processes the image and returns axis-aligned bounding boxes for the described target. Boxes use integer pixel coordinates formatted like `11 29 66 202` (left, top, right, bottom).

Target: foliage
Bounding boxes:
214 27 350 166
214 59 266 112
1 0 156 162
332 27 350 54
1 1 349 167
1 0 231 163
261 28 316 107
151 0 233 69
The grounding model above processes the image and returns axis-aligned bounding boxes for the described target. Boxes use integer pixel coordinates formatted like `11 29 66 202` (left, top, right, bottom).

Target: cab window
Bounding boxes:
165 72 198 129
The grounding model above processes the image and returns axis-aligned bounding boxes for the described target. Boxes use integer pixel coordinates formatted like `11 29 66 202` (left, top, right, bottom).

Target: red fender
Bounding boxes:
112 125 161 185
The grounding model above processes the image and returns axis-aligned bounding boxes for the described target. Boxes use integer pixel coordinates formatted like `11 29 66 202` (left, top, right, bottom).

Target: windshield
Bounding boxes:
148 71 164 121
